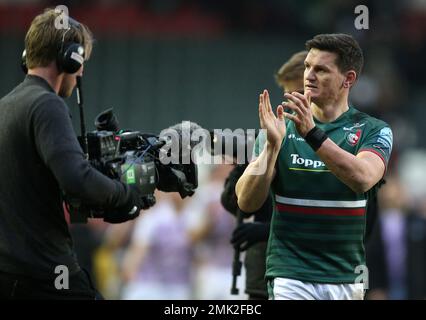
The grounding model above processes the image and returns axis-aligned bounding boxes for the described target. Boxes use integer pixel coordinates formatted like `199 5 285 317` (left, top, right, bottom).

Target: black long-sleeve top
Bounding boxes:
0 75 132 279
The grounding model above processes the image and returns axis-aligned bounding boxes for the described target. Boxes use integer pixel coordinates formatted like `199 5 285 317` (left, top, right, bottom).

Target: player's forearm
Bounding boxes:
236 143 280 212
316 139 378 193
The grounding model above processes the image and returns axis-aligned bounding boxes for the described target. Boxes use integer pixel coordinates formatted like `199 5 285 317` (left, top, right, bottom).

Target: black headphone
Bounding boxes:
21 16 85 74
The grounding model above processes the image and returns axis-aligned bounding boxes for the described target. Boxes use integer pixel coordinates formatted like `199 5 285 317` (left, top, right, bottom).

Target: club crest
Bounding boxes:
346 129 362 146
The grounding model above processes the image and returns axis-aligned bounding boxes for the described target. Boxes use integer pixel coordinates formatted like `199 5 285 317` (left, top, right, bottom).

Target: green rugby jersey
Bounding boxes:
254 106 392 283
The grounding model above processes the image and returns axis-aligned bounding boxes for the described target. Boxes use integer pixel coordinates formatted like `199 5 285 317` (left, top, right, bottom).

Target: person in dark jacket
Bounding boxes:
0 8 149 299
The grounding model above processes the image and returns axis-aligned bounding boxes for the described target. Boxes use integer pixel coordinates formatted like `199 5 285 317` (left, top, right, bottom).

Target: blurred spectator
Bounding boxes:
366 175 426 299
190 164 247 299
93 220 136 299
120 192 201 300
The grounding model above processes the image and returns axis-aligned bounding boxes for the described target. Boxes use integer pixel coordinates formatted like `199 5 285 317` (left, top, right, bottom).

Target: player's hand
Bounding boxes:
259 89 286 150
282 91 315 137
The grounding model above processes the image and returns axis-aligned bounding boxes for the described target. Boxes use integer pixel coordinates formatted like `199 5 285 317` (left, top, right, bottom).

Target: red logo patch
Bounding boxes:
346 129 362 146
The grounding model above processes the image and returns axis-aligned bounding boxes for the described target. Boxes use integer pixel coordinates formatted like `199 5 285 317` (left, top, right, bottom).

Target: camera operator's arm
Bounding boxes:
236 90 285 213
31 95 141 218
221 165 248 217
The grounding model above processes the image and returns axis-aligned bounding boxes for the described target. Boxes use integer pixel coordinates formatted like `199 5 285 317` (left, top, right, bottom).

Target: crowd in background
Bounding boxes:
70 164 248 300
0 0 425 299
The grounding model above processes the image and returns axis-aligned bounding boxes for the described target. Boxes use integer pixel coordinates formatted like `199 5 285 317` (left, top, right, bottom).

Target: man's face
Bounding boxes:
304 48 346 105
58 65 83 98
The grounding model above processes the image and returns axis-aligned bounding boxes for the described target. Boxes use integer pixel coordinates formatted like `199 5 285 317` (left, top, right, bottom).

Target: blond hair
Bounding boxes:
24 8 93 69
275 51 308 87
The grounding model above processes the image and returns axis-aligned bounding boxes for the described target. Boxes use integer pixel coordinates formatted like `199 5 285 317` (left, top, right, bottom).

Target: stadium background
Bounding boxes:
0 0 425 299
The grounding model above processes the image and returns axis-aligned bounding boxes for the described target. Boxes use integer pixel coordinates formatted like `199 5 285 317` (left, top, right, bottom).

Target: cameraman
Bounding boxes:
222 51 307 299
0 9 148 299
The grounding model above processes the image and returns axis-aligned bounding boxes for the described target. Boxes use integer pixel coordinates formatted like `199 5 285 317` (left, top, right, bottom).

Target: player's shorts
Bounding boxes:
267 277 365 300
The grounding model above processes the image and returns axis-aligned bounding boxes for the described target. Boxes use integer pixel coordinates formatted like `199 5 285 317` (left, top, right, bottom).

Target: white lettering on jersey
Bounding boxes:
290 154 325 168
343 123 366 131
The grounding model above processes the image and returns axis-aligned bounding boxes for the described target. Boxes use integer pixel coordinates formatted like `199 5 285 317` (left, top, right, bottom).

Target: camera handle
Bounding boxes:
76 76 88 157
231 208 244 295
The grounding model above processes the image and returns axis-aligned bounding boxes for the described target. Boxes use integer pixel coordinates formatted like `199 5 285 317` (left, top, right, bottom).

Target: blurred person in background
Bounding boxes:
221 50 307 300
120 191 202 300
236 33 393 300
91 220 137 299
0 8 148 300
190 164 246 299
366 175 426 300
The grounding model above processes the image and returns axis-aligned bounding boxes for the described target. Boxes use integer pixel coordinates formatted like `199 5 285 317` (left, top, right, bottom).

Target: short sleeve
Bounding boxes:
358 125 393 169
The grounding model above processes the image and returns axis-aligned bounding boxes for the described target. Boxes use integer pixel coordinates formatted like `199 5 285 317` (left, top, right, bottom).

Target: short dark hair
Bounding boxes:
275 50 308 85
305 33 363 77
